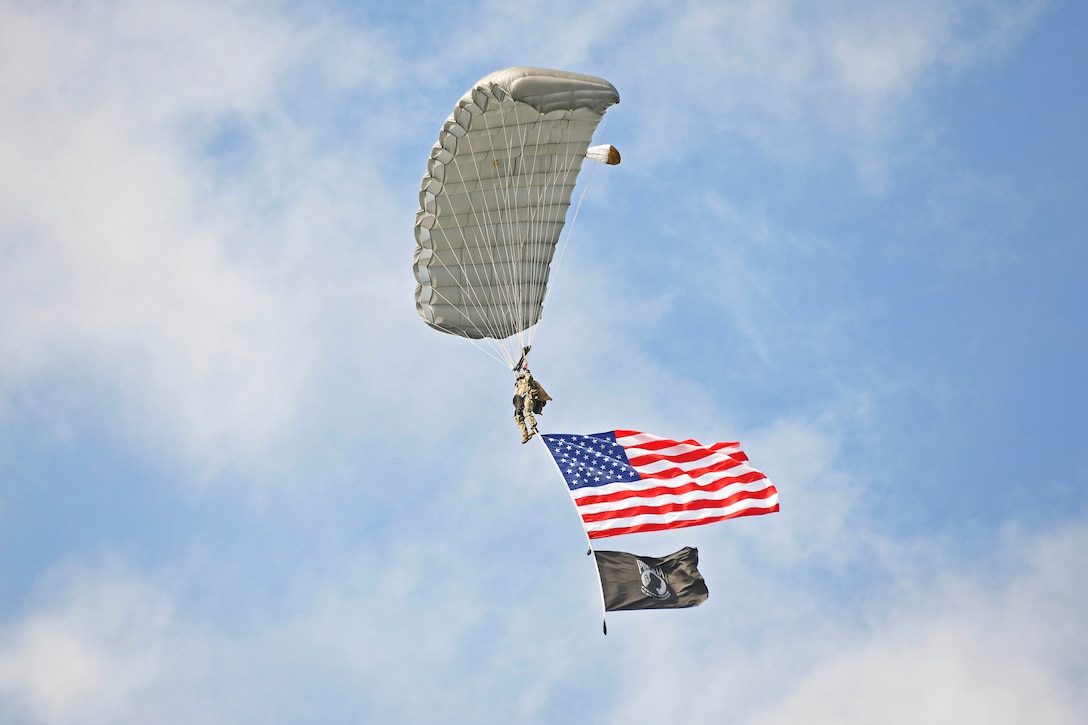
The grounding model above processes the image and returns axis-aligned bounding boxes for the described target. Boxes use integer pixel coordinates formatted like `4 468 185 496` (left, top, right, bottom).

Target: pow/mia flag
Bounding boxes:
593 547 708 611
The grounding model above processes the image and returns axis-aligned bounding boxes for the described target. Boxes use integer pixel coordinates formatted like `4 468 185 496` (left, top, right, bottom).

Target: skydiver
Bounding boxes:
513 370 551 444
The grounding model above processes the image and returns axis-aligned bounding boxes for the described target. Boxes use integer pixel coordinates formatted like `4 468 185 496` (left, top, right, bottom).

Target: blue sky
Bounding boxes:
1 0 1086 722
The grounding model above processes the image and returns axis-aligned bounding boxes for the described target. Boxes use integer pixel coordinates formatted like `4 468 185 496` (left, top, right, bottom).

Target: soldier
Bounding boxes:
513 370 551 443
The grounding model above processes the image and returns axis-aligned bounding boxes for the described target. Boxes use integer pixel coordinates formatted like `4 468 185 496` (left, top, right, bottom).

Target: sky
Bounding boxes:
1 0 1086 722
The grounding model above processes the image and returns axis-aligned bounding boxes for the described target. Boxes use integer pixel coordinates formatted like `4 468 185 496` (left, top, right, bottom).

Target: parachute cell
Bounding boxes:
413 67 620 367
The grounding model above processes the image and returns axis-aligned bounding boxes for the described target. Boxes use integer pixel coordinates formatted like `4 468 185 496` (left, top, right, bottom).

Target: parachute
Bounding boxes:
413 67 620 369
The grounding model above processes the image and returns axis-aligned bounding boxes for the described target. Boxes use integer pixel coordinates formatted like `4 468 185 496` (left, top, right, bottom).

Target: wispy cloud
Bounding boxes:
3 505 1083 722
600 0 1045 187
0 0 410 470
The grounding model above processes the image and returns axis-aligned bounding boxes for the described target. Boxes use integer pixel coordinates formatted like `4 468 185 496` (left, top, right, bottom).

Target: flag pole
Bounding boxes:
538 435 609 634
588 540 609 635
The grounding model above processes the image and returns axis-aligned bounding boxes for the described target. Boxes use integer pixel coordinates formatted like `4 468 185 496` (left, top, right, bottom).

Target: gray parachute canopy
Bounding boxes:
413 67 620 368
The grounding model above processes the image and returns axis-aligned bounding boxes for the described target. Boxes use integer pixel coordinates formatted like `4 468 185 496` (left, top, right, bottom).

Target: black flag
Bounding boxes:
594 547 709 611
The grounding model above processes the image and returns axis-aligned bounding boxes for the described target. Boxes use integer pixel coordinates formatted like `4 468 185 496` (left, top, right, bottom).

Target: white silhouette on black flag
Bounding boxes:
593 547 708 611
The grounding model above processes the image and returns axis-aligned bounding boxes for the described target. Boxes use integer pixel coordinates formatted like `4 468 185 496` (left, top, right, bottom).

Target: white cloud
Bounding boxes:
747 522 1088 724
0 563 178 724
751 626 1081 724
4 516 1082 723
591 517 1088 725
0 0 408 470
602 0 1044 186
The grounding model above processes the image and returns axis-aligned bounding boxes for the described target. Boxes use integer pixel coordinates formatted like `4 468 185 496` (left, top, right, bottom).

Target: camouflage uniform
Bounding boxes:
513 373 550 443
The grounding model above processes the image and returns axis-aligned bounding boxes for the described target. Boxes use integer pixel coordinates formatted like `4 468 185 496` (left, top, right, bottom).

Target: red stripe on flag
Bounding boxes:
614 432 743 455
625 448 723 466
622 437 706 452
586 503 781 539
627 457 748 481
579 487 779 523
572 470 769 506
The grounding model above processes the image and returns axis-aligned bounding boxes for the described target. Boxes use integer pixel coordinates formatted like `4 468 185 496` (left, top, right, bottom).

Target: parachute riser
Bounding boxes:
512 345 532 374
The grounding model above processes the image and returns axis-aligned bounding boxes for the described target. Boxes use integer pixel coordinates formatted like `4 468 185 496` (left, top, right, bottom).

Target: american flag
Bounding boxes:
541 430 779 539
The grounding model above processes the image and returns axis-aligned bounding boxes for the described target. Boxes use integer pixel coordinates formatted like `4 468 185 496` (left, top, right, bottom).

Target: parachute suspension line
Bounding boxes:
520 110 584 358
551 151 598 280
544 109 614 327
481 101 521 360
462 335 516 369
541 130 600 328
462 105 505 359
513 345 531 373
438 92 523 368
518 115 555 357
488 100 563 364
498 99 532 362
438 123 511 365
510 119 540 358
486 98 527 366
468 97 531 365
422 100 520 368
